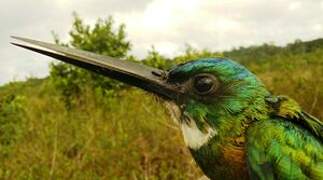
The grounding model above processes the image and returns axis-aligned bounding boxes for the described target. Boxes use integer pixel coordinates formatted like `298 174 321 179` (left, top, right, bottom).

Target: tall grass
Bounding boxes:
0 43 322 179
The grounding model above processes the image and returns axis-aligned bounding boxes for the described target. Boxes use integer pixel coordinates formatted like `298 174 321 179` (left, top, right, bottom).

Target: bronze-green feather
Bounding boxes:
266 96 323 141
166 58 322 179
247 96 323 180
12 37 323 180
9 37 323 180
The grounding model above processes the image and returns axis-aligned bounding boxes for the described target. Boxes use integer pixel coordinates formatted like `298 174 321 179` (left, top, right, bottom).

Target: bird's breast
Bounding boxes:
190 138 249 179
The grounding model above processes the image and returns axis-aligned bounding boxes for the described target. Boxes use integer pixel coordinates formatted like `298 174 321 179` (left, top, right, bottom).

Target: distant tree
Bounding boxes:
174 45 222 64
142 46 172 69
49 13 132 107
143 45 222 70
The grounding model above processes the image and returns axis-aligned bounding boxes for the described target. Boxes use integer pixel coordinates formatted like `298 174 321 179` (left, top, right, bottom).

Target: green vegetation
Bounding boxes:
0 15 322 179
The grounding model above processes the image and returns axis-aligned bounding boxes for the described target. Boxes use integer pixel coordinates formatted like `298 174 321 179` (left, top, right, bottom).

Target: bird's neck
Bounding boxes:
188 113 252 179
190 133 250 179
167 99 267 179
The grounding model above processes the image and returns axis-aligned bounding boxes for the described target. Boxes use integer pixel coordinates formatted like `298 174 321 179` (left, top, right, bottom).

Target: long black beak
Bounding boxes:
11 36 181 100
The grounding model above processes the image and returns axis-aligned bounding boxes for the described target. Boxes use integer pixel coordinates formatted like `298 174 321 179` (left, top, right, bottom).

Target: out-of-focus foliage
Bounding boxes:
173 45 222 65
0 15 322 179
223 38 323 63
142 46 171 70
142 45 222 70
50 14 131 108
0 79 199 179
0 94 25 158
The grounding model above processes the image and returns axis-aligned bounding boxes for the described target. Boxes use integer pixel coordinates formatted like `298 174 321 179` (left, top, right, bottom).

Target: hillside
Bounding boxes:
0 37 322 179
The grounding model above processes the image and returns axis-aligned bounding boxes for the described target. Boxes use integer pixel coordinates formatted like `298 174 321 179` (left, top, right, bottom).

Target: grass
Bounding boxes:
0 80 202 179
0 43 322 179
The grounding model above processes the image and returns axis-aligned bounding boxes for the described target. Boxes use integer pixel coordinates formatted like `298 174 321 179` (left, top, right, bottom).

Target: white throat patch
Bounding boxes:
180 118 217 150
164 101 217 150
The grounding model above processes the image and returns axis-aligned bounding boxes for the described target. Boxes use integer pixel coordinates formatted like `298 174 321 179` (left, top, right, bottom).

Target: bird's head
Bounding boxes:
165 58 269 149
12 37 270 149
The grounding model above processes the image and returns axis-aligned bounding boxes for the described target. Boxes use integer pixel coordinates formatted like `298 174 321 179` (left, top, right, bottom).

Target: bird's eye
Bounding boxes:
192 74 218 95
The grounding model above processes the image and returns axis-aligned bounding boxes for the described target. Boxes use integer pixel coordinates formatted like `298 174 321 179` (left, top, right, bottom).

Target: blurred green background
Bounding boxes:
0 15 322 179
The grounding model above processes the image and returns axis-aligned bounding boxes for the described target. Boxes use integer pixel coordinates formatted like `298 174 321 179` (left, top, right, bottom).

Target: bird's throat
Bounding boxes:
180 113 217 150
164 101 217 150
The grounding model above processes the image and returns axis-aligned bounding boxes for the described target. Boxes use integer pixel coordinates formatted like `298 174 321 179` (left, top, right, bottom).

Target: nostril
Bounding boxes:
152 70 167 80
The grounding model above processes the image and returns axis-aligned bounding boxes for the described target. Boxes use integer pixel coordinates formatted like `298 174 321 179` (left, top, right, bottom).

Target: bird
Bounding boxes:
11 36 323 180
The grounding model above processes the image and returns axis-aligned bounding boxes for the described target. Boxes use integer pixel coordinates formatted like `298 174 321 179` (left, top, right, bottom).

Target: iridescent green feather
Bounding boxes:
167 58 322 179
247 96 323 180
266 95 323 142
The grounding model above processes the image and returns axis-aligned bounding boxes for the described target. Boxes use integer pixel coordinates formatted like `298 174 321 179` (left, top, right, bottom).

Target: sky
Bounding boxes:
1 0 323 84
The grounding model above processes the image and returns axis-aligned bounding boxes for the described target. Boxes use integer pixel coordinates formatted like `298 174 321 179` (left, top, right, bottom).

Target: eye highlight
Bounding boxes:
192 74 218 95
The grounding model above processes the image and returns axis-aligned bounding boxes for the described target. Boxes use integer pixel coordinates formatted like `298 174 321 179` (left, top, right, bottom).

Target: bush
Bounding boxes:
0 94 25 157
50 14 131 108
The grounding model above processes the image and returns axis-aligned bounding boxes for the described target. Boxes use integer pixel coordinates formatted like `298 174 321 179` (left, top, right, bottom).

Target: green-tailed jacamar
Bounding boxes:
11 37 323 179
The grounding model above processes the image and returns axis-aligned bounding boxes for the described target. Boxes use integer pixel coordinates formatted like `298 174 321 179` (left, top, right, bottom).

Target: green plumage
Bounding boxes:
167 58 323 179
11 38 323 180
248 96 323 179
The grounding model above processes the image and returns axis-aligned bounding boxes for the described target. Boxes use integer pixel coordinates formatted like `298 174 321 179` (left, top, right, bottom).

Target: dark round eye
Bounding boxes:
193 74 218 95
